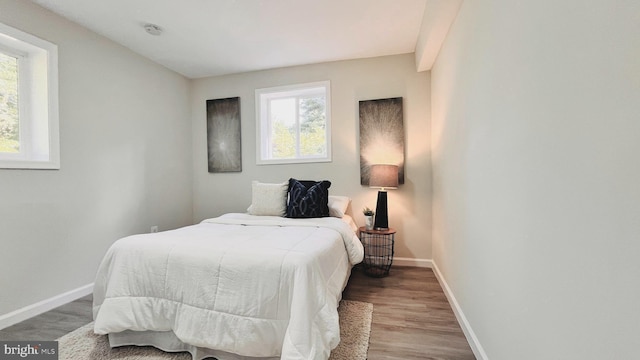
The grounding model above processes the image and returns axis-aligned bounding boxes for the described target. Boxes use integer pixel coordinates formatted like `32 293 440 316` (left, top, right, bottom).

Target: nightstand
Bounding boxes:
358 227 396 277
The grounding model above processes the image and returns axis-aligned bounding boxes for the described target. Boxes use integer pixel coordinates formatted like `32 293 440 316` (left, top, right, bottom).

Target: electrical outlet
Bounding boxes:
150 225 159 233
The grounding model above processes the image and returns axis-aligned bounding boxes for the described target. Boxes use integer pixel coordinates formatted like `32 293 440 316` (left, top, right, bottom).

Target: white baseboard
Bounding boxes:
0 283 94 330
392 257 433 268
431 262 489 360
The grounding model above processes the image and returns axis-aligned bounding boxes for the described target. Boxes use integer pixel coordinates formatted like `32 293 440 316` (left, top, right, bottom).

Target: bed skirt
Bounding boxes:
109 330 279 360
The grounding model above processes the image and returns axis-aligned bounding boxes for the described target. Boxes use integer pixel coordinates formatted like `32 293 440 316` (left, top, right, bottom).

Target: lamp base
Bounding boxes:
374 190 389 230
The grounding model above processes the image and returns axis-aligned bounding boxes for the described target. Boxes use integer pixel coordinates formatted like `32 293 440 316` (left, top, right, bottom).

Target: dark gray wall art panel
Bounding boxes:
206 97 242 173
359 97 404 185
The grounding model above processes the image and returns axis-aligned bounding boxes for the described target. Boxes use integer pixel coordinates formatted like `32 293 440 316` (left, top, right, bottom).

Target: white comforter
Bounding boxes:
92 213 364 360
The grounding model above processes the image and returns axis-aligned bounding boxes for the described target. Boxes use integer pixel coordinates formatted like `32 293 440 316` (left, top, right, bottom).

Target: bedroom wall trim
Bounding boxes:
393 257 432 268
0 283 94 330
432 261 489 360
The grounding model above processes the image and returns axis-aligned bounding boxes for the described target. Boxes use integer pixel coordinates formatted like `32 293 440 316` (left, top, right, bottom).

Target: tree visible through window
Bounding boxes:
270 96 326 159
0 52 19 153
257 81 331 164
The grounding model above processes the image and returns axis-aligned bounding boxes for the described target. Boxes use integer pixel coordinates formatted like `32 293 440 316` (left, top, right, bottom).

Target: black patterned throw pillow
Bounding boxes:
286 178 331 218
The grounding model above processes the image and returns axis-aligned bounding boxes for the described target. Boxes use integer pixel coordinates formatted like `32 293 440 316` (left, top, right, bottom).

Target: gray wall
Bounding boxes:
431 0 640 358
0 0 193 316
191 54 432 262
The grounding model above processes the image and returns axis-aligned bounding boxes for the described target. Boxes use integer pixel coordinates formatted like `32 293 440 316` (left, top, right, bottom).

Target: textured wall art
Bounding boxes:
206 97 242 173
359 97 404 185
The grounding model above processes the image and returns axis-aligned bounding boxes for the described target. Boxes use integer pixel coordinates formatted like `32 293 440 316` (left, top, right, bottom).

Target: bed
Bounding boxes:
92 180 364 360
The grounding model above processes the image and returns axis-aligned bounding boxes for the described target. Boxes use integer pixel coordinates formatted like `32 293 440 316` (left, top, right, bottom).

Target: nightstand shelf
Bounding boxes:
358 227 396 277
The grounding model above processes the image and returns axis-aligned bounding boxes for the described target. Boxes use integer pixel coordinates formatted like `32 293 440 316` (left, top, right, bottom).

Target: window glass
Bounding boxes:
256 81 331 165
0 51 19 153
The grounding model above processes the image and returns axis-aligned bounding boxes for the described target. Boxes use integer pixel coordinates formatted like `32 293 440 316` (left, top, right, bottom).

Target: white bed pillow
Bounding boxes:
328 195 351 218
247 181 288 216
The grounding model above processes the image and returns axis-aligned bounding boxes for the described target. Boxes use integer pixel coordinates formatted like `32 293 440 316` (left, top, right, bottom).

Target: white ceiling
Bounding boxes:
32 0 430 79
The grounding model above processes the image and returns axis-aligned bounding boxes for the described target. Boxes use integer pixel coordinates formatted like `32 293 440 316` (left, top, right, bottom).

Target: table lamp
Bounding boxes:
369 164 399 230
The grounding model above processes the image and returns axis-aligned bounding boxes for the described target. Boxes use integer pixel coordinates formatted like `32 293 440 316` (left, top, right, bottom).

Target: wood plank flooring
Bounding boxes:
0 295 92 341
0 266 475 360
343 266 476 360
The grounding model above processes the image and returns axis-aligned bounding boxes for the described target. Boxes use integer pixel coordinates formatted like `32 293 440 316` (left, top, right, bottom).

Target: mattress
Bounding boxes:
92 213 364 360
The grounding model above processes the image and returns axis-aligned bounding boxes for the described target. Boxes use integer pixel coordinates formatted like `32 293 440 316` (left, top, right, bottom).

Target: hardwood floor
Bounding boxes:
0 266 475 360
0 295 92 341
343 266 476 360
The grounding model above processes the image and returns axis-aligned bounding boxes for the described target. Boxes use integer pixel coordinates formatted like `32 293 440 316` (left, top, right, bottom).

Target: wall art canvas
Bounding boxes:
359 97 405 185
206 97 242 173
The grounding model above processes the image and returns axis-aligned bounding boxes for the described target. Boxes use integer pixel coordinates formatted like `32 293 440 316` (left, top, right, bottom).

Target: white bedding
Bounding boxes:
92 213 364 360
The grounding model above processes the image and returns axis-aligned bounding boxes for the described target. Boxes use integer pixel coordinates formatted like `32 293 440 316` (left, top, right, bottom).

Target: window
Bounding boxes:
0 22 59 169
256 81 331 164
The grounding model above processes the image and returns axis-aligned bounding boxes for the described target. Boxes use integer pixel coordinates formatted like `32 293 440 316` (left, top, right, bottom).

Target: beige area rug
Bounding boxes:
57 300 372 360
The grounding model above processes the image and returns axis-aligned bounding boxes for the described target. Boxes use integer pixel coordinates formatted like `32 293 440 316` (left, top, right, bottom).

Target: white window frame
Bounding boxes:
0 22 59 170
255 81 331 165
